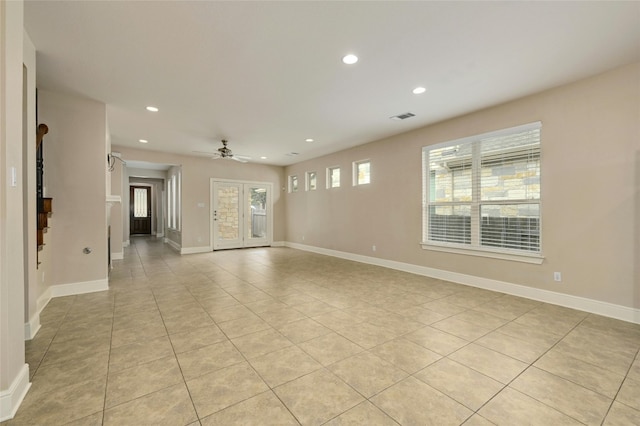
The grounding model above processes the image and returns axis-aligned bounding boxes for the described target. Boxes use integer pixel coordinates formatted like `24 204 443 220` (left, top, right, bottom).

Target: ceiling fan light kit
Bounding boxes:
191 139 250 163
215 140 250 163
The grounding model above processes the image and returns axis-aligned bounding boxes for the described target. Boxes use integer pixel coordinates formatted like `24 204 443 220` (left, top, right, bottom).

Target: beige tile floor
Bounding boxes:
5 236 640 425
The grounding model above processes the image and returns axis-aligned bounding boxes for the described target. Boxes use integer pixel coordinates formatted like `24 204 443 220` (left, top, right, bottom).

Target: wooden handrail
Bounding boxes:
36 123 48 149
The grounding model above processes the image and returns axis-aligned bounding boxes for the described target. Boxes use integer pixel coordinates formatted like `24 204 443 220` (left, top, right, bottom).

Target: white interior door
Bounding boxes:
212 180 271 250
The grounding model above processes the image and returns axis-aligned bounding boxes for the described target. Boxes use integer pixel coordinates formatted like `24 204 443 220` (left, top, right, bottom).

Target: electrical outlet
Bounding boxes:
372 245 376 252
554 272 562 282
302 235 305 241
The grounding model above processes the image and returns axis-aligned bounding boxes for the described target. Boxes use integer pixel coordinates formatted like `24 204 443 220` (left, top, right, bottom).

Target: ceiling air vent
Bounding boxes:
390 112 416 121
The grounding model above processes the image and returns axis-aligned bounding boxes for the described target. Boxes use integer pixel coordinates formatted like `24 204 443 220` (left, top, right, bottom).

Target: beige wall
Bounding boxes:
0 0 28 414
636 150 640 303
112 146 286 249
285 63 640 310
38 90 108 286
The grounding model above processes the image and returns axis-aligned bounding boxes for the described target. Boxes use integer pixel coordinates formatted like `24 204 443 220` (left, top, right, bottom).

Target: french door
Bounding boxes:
211 180 272 250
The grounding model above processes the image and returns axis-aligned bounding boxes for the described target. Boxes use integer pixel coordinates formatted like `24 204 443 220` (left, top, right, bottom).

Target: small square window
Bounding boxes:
327 167 340 188
353 160 370 185
306 171 317 191
289 175 298 193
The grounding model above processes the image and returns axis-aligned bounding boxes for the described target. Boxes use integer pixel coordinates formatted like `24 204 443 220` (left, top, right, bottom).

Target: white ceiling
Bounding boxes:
25 1 640 166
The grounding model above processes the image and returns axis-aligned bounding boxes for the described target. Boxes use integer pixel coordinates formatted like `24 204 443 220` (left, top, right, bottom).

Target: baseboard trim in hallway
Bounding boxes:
25 278 110 341
0 364 30 422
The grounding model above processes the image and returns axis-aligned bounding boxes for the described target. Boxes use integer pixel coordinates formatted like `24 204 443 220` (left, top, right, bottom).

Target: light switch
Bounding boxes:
11 167 17 187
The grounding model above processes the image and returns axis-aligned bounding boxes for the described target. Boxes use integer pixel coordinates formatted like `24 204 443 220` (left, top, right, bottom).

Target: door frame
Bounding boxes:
210 178 273 250
129 184 153 235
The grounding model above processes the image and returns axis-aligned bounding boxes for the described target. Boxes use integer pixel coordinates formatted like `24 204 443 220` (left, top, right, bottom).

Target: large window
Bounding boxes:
167 168 182 230
422 122 541 260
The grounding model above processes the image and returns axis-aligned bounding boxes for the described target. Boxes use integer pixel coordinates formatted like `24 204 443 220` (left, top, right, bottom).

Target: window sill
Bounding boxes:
420 242 544 264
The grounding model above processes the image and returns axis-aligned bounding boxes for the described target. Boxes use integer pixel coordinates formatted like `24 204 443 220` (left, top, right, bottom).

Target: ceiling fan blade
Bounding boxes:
231 156 249 163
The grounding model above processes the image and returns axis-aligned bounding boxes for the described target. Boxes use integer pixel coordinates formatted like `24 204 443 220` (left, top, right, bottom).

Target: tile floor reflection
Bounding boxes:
5 236 640 425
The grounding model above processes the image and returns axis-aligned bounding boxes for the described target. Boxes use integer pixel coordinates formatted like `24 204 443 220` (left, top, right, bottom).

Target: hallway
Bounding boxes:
6 237 640 425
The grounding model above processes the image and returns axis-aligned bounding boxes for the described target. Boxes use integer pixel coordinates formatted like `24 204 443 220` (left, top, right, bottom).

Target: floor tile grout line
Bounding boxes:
466 314 602 425
98 282 120 426
22 238 640 425
106 239 199 421
599 346 640 424
148 263 202 424
28 297 73 379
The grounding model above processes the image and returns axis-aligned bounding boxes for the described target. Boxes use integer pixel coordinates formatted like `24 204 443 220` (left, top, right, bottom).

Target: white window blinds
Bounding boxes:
423 122 541 255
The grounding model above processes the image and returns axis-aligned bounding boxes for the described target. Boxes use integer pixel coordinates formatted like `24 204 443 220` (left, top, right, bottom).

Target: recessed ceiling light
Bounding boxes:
145 106 159 112
305 138 314 143
138 139 148 143
260 156 267 160
342 54 358 65
412 87 427 95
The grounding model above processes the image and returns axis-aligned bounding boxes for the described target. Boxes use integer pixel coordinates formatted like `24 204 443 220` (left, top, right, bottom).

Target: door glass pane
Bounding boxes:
247 186 267 239
217 186 239 241
134 188 147 217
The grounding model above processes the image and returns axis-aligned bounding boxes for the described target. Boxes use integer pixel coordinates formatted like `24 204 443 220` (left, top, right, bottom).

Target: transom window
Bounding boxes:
306 171 317 191
327 166 340 188
289 175 299 193
353 160 370 185
422 122 542 259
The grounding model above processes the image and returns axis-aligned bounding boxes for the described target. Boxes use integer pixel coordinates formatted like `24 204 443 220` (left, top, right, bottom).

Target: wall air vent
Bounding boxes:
390 112 416 121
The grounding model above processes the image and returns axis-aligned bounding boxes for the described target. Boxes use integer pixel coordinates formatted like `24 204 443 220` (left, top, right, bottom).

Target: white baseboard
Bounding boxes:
285 242 640 325
0 364 31 422
166 238 181 252
50 278 109 298
271 241 285 247
24 314 41 341
156 232 164 238
181 246 212 254
24 288 53 341
37 287 52 314
111 252 124 260
123 240 130 247
24 279 108 341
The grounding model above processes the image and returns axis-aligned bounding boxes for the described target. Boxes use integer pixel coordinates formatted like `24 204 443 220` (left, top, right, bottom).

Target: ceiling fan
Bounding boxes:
192 139 251 163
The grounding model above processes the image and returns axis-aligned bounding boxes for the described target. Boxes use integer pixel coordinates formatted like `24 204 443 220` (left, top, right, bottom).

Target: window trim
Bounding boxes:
420 241 544 264
422 122 543 262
